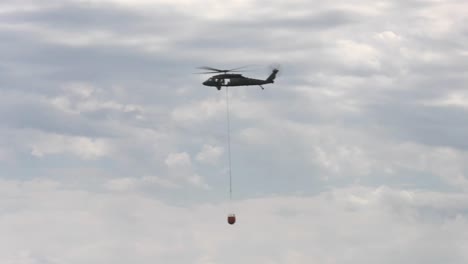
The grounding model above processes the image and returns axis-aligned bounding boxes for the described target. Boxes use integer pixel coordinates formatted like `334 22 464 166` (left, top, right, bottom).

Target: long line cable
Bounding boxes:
225 87 232 201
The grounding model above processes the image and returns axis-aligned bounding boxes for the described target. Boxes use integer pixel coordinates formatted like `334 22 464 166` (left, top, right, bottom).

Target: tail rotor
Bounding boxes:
265 64 281 83
269 63 282 76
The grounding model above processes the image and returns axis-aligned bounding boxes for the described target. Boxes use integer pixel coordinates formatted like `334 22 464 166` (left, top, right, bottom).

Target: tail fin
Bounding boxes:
266 69 279 83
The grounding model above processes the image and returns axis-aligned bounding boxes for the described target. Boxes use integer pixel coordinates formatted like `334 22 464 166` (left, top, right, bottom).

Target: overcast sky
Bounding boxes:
1 0 468 263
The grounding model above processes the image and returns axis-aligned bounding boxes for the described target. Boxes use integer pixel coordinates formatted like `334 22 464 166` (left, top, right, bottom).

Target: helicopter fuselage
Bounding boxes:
202 70 278 90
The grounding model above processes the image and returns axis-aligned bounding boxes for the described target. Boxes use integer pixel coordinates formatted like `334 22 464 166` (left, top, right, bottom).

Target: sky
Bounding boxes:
1 0 468 263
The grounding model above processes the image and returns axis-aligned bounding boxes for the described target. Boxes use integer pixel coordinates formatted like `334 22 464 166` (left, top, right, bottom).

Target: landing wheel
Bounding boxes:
217 86 221 90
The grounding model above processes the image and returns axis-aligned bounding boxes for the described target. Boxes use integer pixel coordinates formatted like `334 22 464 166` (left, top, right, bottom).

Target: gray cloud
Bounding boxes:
0 181 467 263
1 0 468 262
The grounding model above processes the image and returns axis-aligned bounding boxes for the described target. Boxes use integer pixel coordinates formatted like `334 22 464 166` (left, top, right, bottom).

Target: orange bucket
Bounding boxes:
227 214 236 225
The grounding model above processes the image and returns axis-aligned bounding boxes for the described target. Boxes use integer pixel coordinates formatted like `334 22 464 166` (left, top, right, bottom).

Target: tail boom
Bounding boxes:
266 69 279 83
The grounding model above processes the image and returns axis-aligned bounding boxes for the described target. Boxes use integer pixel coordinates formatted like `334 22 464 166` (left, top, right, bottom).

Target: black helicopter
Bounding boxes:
197 66 279 90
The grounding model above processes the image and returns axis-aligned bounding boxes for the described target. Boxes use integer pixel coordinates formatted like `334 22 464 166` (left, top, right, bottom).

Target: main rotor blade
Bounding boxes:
197 66 224 72
227 65 253 71
198 65 253 73
193 71 221 74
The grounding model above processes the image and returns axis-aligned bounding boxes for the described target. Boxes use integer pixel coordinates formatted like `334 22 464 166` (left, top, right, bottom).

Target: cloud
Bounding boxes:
165 152 192 169
164 152 209 189
171 98 225 124
29 132 111 160
106 175 180 191
1 0 468 262
0 0 466 191
0 179 468 263
195 144 223 165
421 90 468 109
329 39 381 74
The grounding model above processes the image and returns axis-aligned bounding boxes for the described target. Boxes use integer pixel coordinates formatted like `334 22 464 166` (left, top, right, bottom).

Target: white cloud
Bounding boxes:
0 21 169 53
62 82 95 98
70 0 260 20
0 1 52 14
171 98 225 124
312 144 372 177
49 83 145 115
239 127 269 145
105 177 137 191
196 144 223 165
375 30 402 43
2 0 468 262
164 152 209 189
237 118 468 188
420 91 468 109
141 175 181 189
106 175 181 191
0 179 467 263
30 133 111 160
330 39 381 71
165 152 192 169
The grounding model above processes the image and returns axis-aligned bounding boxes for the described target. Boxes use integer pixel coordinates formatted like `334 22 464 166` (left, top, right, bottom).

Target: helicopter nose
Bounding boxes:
202 81 208 86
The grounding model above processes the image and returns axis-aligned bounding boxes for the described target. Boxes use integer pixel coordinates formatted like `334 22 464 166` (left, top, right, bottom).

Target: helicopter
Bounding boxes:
197 66 279 90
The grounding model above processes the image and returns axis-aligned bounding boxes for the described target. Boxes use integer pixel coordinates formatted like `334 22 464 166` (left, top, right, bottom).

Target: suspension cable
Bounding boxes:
225 87 232 201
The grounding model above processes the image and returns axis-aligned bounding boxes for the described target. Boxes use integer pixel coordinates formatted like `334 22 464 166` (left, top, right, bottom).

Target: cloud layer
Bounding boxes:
1 0 468 263
1 179 468 264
